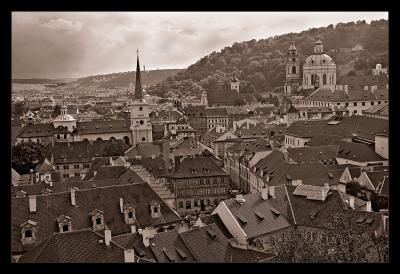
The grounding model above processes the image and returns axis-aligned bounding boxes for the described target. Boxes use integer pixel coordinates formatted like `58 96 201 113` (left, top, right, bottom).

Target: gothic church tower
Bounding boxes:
284 40 301 97
130 51 153 147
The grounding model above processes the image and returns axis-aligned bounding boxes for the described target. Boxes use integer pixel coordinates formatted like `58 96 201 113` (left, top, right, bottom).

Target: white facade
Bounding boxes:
375 135 388 160
129 100 153 147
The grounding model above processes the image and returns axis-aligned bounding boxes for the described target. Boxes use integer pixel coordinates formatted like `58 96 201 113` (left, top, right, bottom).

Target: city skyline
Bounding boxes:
12 11 387 79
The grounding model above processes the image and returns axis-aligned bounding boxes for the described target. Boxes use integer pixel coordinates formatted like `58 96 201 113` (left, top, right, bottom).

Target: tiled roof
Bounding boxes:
305 88 388 102
127 157 170 178
286 115 388 141
124 141 168 159
205 107 228 117
76 120 130 134
338 75 388 90
83 157 112 180
365 171 389 189
17 123 57 138
305 134 345 146
112 232 156 262
334 140 385 163
223 186 293 239
18 229 125 263
253 106 275 115
50 139 129 165
170 157 228 179
34 160 55 173
149 229 196 262
287 145 338 163
253 149 290 184
199 214 233 239
363 102 388 115
11 182 182 253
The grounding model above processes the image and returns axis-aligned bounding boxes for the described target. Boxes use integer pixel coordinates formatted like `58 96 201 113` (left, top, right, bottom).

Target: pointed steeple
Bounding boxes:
134 50 143 100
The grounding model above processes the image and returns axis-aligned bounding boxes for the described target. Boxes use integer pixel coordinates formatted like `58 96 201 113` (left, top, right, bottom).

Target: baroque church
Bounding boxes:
284 36 337 97
15 52 153 148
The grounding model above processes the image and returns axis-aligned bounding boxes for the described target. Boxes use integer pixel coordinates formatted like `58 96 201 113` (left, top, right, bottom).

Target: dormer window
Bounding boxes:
150 201 161 219
89 209 105 230
56 214 72 233
123 203 136 225
20 220 37 245
204 168 210 174
191 169 197 174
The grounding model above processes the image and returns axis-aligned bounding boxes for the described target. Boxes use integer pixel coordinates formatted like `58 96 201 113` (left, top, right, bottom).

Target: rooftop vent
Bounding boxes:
237 214 248 225
175 247 187 260
254 211 265 220
271 208 281 216
206 229 217 240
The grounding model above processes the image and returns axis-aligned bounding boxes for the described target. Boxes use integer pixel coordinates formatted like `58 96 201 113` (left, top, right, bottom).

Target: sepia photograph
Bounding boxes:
11 11 389 263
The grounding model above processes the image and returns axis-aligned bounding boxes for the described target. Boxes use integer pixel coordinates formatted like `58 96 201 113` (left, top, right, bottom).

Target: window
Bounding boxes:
185 201 191 209
362 102 365 106
74 164 80 169
83 163 90 169
194 200 199 207
378 101 381 104
178 201 184 208
371 102 375 106
24 230 32 238
345 103 349 107
96 218 102 225
142 137 146 142
140 120 144 125
62 224 69 232
292 66 296 74
64 165 69 170
214 199 219 206
74 173 80 177
128 211 133 218
354 110 357 114
64 134 67 139
63 174 69 178
323 74 327 85
56 166 59 170
57 134 60 139
139 107 143 111
153 207 158 213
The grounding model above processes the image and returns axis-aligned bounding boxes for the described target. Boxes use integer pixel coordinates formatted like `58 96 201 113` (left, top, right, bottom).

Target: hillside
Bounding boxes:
147 19 388 103
12 78 77 84
65 69 182 90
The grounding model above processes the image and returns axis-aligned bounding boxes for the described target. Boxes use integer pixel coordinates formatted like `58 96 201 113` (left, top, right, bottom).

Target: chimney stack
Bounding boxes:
363 85 369 91
29 195 37 213
71 188 76 206
142 227 156 247
120 198 124 213
261 187 269 200
366 200 372 212
131 225 136 233
349 196 355 209
344 85 348 94
105 229 112 246
124 249 135 263
269 186 275 198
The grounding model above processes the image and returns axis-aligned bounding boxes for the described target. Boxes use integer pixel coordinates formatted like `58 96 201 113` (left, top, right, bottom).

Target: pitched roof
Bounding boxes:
205 107 228 117
223 186 294 239
18 229 125 263
124 141 167 159
363 102 389 115
207 89 239 106
34 160 55 173
338 75 388 90
305 88 388 102
127 157 169 178
112 232 156 262
76 120 130 134
199 214 233 239
287 145 338 164
170 157 228 179
17 123 57 138
334 140 385 163
11 182 181 253
364 171 389 189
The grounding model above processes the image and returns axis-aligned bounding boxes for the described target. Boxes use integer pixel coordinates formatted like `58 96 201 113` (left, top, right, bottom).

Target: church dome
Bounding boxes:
304 53 335 67
53 105 75 122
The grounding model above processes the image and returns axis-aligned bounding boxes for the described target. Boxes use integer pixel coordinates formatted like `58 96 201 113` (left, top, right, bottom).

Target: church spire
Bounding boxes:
134 50 143 100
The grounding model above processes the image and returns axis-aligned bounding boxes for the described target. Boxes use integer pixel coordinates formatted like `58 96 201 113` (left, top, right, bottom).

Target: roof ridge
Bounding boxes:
284 185 297 225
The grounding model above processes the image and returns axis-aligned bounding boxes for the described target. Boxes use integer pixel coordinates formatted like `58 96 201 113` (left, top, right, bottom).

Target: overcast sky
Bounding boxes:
12 12 388 79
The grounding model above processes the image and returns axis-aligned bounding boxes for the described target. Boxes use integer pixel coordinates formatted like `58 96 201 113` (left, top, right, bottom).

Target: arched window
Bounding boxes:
96 137 102 141
323 74 327 85
140 120 144 125
128 211 133 218
123 136 130 145
142 137 146 142
311 74 315 85
292 66 296 74
96 218 102 225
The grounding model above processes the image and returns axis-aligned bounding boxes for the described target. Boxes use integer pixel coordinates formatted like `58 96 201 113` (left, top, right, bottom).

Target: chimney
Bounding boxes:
261 187 269 200
110 157 114 166
131 225 136 233
29 195 37 213
151 155 156 159
124 249 135 263
363 85 368 91
142 227 156 247
120 198 124 213
344 85 348 94
269 186 275 198
105 229 112 246
366 201 372 212
349 196 355 209
70 188 76 206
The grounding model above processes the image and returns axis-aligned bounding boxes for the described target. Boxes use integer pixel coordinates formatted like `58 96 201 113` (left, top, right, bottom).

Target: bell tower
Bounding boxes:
284 40 301 97
129 50 153 147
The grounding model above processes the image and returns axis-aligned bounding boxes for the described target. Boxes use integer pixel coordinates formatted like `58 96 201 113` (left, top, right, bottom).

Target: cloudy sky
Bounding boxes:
12 12 388 79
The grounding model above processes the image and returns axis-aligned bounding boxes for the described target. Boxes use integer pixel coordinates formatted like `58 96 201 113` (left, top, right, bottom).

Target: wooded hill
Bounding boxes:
147 19 388 103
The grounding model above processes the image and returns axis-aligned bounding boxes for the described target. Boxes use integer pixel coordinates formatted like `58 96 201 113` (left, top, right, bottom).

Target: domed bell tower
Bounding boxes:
284 40 301 98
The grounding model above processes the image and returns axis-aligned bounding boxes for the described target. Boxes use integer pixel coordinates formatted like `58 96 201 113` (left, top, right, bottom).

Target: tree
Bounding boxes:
13 102 26 116
272 213 388 263
346 180 362 197
101 141 129 157
233 98 245 106
12 142 46 175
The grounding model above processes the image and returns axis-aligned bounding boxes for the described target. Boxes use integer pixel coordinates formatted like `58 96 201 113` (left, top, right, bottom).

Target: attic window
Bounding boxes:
206 229 217 240
175 247 187 260
191 169 197 174
345 149 351 155
237 214 248 225
328 172 334 179
271 208 281 216
204 168 210 174
310 208 320 219
254 211 265 220
338 148 345 153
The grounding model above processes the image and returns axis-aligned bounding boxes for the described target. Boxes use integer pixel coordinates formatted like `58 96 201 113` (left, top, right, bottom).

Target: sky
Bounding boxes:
12 12 388 79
